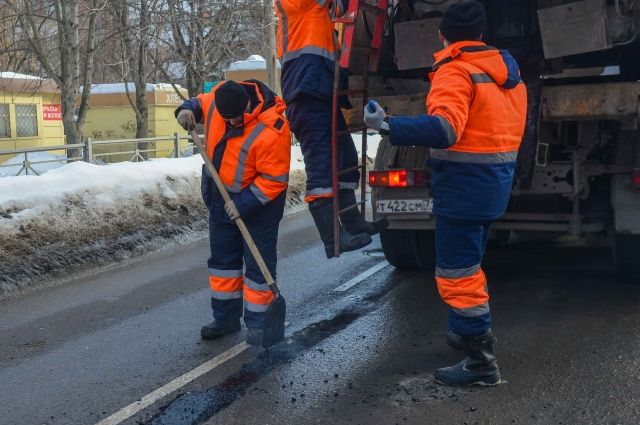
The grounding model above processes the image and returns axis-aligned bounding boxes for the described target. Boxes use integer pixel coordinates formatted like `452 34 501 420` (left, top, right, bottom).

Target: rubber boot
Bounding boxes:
338 189 388 236
446 330 463 351
309 198 372 259
200 319 241 340
246 328 264 346
434 330 501 386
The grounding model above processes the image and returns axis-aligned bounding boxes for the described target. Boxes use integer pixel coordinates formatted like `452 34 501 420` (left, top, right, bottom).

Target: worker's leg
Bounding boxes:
335 109 387 236
201 198 243 339
432 215 499 386
241 193 286 345
287 96 370 258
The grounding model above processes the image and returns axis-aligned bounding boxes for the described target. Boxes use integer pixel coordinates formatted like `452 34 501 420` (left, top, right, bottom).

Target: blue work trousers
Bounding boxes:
286 94 359 199
202 167 285 329
435 215 493 337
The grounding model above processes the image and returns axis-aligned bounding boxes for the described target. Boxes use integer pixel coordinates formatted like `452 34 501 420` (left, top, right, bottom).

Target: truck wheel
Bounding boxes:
413 229 436 269
614 233 640 282
380 229 435 270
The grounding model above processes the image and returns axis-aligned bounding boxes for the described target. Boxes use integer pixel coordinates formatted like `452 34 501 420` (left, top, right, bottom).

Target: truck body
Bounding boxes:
350 0 640 278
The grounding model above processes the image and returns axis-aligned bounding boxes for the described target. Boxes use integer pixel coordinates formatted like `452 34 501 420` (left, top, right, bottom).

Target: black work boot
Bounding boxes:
434 330 501 386
200 319 241 340
446 330 463 351
309 198 372 259
338 189 388 236
246 328 264 346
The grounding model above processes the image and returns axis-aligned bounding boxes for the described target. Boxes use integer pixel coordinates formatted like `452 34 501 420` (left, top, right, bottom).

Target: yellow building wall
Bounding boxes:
0 91 65 164
82 88 189 163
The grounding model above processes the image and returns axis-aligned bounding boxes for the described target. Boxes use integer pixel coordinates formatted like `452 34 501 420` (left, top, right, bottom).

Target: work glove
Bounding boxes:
176 109 196 131
224 200 241 221
363 100 389 134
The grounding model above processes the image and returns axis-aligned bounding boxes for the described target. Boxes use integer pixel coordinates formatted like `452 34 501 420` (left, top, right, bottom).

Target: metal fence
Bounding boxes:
0 133 197 177
86 133 194 164
0 143 84 176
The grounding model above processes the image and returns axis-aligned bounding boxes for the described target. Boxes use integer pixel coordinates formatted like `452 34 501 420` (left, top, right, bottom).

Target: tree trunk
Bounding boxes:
263 0 278 93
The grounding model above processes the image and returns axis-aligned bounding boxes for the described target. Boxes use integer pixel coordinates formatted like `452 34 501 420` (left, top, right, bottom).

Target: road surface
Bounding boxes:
1 210 639 425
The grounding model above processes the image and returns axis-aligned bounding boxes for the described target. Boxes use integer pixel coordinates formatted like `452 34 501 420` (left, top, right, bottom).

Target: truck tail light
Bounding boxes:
633 169 640 189
368 170 427 187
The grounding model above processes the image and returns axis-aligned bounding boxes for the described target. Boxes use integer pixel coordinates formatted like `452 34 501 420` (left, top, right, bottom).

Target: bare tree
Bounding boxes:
3 0 103 146
110 0 166 138
160 0 263 97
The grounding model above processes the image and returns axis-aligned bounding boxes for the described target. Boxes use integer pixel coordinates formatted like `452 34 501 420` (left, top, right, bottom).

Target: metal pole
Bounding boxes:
331 57 341 258
85 137 93 163
360 56 369 220
173 132 180 158
263 0 278 93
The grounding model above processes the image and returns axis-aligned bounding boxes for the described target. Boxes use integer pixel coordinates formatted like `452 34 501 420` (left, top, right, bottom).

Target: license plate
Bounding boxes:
376 199 433 214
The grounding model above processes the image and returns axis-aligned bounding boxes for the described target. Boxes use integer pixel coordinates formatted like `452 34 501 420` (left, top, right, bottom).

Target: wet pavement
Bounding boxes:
2 210 640 425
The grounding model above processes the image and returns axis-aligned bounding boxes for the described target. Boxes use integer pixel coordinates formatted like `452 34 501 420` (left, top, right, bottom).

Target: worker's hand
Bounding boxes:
176 109 196 131
224 200 241 221
363 100 389 134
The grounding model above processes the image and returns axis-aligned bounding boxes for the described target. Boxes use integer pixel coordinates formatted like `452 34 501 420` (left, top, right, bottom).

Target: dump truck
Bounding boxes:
347 0 640 279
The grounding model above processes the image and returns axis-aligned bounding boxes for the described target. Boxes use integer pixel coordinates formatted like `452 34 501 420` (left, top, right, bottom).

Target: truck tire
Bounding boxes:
614 233 640 282
380 229 435 270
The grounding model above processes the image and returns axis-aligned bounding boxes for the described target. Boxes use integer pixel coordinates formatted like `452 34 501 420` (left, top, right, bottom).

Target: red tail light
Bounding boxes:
633 169 640 189
368 170 427 187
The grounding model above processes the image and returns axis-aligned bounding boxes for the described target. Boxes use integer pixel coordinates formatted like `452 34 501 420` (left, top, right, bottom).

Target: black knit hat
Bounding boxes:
439 1 486 43
216 81 249 119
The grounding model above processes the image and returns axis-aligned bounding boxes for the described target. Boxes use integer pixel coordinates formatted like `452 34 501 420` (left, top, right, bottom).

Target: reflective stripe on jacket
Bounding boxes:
176 80 291 217
275 0 342 65
389 41 528 220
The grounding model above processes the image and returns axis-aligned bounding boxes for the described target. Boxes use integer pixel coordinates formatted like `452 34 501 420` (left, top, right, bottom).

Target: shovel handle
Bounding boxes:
191 131 277 290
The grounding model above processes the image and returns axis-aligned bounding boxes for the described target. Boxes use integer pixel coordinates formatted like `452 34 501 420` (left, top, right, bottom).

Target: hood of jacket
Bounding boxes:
239 79 287 134
432 40 522 89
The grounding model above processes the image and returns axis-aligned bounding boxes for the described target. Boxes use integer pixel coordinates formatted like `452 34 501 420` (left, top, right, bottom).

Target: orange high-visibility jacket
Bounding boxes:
275 0 341 65
388 41 528 220
195 80 291 215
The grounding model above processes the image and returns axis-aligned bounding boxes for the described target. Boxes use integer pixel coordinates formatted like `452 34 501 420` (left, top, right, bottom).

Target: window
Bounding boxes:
15 104 38 137
0 104 9 138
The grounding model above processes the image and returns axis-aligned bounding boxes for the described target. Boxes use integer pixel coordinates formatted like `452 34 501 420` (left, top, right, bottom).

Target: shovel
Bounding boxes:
191 130 286 348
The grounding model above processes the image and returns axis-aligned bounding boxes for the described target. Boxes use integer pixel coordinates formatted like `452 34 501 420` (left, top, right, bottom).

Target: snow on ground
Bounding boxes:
0 132 381 297
0 155 308 297
0 151 68 178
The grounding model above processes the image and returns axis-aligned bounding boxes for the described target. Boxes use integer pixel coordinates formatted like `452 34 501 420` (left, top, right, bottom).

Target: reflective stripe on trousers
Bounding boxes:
435 265 490 317
209 268 243 300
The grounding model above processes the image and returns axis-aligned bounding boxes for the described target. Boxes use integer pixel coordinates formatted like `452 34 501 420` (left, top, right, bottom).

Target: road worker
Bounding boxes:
275 0 385 258
175 80 291 346
364 1 527 386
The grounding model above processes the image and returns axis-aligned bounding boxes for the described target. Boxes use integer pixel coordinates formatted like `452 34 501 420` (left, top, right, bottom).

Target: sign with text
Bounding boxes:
43 104 62 120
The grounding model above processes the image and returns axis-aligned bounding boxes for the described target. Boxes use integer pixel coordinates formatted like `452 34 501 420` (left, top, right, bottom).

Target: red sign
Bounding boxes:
43 104 62 120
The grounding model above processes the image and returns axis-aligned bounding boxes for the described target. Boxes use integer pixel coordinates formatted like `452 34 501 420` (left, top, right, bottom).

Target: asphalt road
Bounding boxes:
2 210 640 425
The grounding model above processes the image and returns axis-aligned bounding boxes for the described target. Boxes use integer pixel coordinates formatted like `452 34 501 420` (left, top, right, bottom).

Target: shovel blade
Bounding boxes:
262 295 286 348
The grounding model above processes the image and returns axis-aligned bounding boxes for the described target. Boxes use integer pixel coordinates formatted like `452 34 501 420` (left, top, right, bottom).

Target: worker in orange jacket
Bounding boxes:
275 0 385 258
364 1 527 386
175 80 291 346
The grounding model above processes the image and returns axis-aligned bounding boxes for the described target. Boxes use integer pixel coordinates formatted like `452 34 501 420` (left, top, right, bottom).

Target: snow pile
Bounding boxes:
0 72 43 80
0 156 308 297
0 152 68 178
0 132 382 296
228 55 281 72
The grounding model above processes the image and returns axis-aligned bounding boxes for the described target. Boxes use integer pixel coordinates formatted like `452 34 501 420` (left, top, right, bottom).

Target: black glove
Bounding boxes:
176 109 196 131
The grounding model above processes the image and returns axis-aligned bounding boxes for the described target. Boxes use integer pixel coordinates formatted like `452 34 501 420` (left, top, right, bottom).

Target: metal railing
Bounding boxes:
86 133 194 163
0 133 197 177
0 144 84 176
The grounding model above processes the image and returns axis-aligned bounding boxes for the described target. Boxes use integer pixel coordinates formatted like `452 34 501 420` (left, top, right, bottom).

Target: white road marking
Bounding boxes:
95 342 250 425
333 261 389 292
